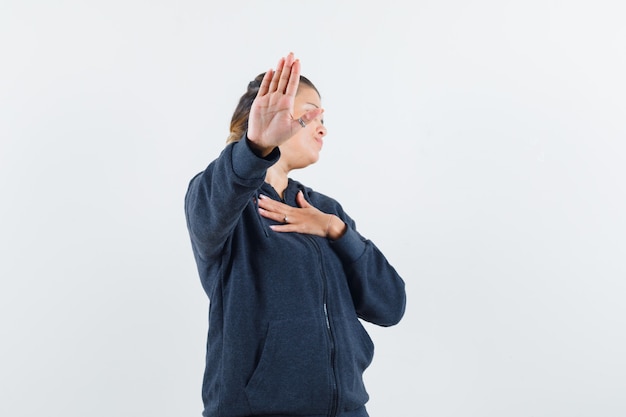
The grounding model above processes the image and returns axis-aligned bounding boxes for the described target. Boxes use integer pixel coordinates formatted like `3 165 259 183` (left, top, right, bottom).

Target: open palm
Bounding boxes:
247 53 324 153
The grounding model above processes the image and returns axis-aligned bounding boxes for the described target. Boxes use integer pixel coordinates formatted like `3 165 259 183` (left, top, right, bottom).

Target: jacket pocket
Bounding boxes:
245 318 332 415
335 318 375 411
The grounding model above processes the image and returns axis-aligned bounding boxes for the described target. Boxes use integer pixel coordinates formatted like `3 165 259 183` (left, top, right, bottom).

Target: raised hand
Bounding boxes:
257 191 346 240
247 53 324 157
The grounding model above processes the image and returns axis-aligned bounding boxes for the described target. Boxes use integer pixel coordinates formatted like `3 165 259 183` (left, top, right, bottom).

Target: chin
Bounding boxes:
295 156 319 170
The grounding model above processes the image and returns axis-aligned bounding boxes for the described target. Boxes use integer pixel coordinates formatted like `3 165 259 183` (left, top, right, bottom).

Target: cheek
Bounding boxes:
280 134 304 155
289 132 308 147
282 131 316 156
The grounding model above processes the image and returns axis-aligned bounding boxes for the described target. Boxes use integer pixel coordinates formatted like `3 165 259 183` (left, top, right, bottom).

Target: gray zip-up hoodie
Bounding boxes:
184 138 406 417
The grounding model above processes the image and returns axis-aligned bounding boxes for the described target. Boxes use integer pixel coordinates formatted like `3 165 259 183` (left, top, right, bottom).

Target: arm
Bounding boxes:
331 222 407 327
184 139 280 261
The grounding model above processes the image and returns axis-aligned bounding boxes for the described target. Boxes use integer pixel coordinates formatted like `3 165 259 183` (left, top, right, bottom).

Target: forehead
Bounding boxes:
296 85 321 107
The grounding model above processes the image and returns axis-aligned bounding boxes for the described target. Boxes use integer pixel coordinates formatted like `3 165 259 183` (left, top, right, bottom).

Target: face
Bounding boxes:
280 86 327 170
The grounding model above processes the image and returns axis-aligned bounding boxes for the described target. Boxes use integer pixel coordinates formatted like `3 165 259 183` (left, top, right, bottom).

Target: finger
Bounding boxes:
285 59 301 97
258 194 289 213
258 196 294 223
276 53 295 94
258 207 287 223
269 56 286 93
296 108 325 127
296 191 311 208
257 69 273 96
269 224 300 233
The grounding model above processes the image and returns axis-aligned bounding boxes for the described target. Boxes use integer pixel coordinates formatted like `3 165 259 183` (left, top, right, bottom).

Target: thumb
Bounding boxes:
296 190 311 208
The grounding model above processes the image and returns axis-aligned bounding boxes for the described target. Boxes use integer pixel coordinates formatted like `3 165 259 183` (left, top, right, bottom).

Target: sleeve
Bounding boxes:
184 138 280 261
330 214 407 327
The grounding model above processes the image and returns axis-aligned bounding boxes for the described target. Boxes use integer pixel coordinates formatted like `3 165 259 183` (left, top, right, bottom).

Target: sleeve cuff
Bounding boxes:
330 227 367 263
231 136 280 181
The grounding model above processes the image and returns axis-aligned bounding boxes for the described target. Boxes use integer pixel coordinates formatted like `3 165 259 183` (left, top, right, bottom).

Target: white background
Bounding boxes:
1 1 625 416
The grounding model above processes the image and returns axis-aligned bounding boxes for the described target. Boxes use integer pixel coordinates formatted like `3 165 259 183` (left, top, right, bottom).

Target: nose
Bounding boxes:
316 121 327 138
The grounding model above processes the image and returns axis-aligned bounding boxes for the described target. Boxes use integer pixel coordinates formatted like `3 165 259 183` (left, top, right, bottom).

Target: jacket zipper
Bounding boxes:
307 235 339 417
267 186 339 414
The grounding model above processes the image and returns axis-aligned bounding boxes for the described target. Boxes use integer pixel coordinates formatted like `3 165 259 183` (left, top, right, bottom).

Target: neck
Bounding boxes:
265 163 290 199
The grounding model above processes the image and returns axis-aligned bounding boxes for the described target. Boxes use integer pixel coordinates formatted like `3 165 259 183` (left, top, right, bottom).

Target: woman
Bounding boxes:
185 52 406 417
